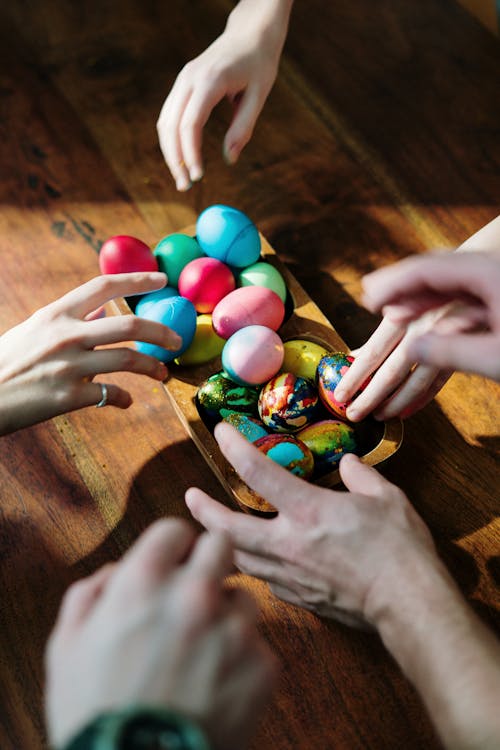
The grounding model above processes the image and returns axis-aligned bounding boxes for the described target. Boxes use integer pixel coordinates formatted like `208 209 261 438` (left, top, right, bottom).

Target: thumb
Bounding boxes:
409 332 499 380
339 454 400 498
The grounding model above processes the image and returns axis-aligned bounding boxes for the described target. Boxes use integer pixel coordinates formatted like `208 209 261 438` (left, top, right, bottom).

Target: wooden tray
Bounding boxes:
112 227 403 514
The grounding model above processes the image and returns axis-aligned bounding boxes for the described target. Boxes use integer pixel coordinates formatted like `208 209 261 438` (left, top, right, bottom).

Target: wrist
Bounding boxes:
227 0 293 47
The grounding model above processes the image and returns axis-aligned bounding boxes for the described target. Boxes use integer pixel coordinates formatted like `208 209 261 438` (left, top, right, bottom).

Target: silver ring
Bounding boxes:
95 383 108 408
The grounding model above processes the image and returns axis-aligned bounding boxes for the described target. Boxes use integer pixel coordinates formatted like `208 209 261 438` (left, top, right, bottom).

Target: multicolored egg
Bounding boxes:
297 419 357 476
135 295 197 363
154 233 204 287
196 204 261 268
222 325 284 386
196 371 260 423
281 339 330 381
175 314 225 366
258 372 318 432
237 261 287 303
317 352 370 420
212 286 285 339
254 433 314 480
223 413 268 443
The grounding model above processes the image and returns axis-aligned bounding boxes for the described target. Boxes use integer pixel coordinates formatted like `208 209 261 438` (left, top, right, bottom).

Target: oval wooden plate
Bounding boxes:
112 226 403 515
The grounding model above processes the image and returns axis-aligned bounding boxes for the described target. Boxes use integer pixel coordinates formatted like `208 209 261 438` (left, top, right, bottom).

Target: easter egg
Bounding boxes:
297 419 357 475
175 314 225 366
254 433 314 480
258 372 318 432
222 325 284 386
135 286 178 317
237 261 287 303
196 204 261 268
282 339 330 381
212 286 285 339
196 371 260 422
154 233 204 287
317 353 371 420
135 295 197 363
223 413 268 443
99 235 158 274
178 257 235 313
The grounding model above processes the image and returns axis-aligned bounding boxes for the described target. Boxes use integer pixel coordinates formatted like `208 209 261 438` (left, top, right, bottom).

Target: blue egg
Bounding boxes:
196 204 261 268
135 295 197 363
135 287 178 317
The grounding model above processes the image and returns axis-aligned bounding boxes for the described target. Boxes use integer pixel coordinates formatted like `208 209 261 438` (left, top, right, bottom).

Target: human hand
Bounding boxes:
158 0 293 190
0 272 182 435
46 518 276 749
186 423 437 628
334 249 500 421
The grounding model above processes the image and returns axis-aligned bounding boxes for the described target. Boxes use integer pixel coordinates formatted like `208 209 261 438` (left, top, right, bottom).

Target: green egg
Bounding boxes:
154 233 204 287
237 261 287 303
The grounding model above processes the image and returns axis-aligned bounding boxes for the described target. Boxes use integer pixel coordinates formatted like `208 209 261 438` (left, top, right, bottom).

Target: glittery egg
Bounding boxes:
254 434 314 480
223 413 268 442
281 339 330 381
317 352 370 420
196 371 260 423
297 419 357 475
258 372 318 432
222 325 284 386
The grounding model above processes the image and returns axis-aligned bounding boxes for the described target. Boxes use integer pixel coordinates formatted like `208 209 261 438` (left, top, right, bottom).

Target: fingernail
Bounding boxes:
156 363 168 380
334 387 346 402
189 165 204 182
169 334 182 348
224 143 239 166
373 411 385 421
346 407 358 421
176 176 192 192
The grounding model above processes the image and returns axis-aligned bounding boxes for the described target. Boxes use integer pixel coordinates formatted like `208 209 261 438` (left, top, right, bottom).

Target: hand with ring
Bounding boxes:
0 272 181 435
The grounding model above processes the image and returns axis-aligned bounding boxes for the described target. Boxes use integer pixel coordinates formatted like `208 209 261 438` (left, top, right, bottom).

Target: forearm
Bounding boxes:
457 214 500 252
368 551 500 749
226 0 293 52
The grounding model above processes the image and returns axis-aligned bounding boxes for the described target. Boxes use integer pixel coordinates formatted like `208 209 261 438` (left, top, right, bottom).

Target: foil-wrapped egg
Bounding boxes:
223 413 268 442
317 352 370 420
254 433 314 480
297 419 357 476
196 371 260 424
258 372 318 432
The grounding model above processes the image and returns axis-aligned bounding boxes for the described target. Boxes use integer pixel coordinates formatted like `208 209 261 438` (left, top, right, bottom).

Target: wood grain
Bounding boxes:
0 2 498 749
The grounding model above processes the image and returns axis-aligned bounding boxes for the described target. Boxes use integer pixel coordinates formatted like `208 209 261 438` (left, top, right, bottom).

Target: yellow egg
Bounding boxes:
175 314 225 365
281 339 330 381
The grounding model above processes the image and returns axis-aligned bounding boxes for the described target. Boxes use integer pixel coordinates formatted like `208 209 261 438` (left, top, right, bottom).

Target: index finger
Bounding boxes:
53 273 167 319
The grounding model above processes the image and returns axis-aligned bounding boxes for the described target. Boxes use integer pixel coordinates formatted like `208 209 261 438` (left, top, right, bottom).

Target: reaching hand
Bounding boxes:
186 423 437 628
157 0 293 190
0 272 181 435
46 518 276 750
334 249 500 421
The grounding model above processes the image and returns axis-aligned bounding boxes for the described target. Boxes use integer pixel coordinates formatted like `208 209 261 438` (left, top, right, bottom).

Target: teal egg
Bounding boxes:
254 433 314 479
297 419 358 476
135 295 197 363
196 371 260 424
154 233 204 287
196 205 261 268
135 286 178 317
223 413 268 442
237 261 287 303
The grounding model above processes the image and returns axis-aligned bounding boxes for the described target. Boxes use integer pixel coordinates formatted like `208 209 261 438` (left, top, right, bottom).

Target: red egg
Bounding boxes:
178 257 235 313
99 235 158 274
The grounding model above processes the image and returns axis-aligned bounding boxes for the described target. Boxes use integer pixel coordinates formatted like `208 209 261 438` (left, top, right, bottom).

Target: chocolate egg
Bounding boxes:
297 419 357 475
317 352 370 420
282 339 330 381
254 433 314 480
258 372 318 432
237 261 287 303
223 413 268 442
222 325 284 386
212 286 285 339
196 371 260 423
196 204 261 268
175 314 225 366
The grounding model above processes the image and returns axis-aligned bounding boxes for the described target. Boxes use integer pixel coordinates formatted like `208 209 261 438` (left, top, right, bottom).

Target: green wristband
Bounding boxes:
61 706 211 750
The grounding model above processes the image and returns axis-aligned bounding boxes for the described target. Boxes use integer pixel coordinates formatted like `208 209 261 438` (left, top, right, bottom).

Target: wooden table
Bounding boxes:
0 2 498 748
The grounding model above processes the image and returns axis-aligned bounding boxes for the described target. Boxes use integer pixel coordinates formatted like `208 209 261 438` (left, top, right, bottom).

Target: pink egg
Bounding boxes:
178 257 235 313
212 286 285 339
222 325 284 385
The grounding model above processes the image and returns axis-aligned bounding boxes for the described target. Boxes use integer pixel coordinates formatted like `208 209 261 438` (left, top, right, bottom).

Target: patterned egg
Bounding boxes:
297 419 357 476
222 325 284 386
317 352 370 420
223 413 268 443
196 204 261 268
196 371 260 423
258 372 318 432
175 314 225 366
212 286 285 339
254 433 314 480
281 339 330 381
237 261 287 303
